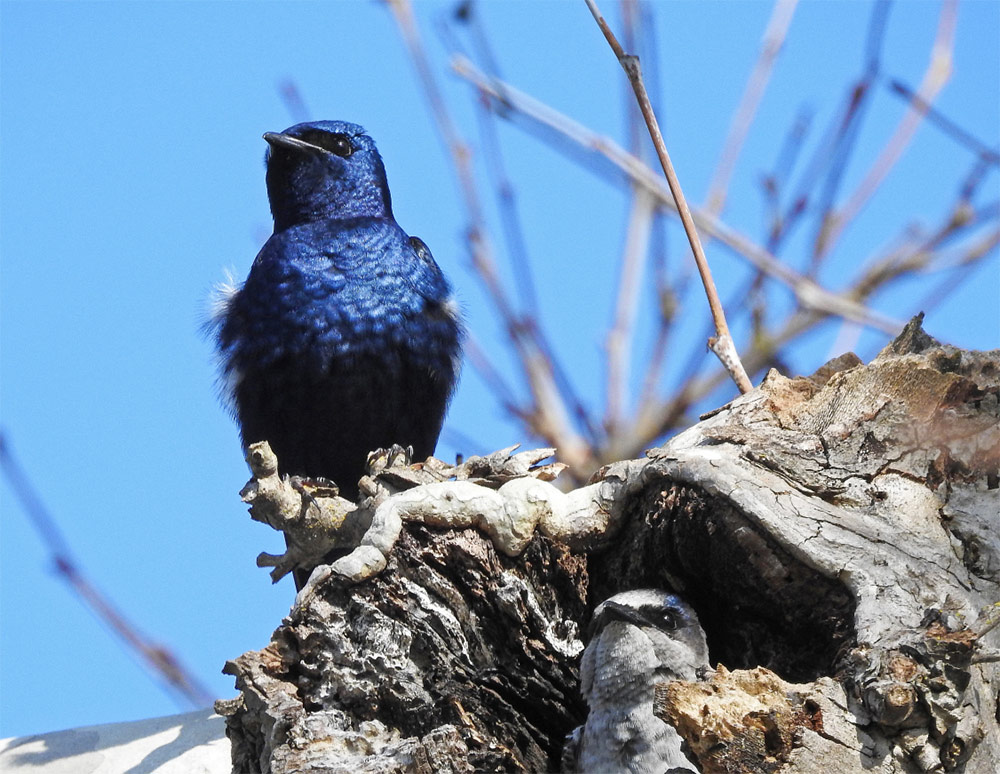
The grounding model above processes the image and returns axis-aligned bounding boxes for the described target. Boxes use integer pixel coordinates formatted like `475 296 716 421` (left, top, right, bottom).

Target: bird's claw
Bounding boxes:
288 475 340 501
366 444 414 474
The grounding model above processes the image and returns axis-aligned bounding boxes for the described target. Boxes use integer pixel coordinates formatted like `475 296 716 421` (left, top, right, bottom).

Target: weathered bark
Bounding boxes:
218 317 999 773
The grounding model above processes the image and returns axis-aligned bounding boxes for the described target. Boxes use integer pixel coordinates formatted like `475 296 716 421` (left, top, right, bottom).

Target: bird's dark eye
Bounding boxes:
327 134 354 158
298 130 354 158
657 611 678 630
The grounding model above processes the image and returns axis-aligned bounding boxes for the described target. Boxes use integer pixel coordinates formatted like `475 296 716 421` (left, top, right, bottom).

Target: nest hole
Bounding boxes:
588 480 856 683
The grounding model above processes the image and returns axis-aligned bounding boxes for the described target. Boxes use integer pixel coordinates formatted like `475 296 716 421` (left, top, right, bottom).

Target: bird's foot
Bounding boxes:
288 475 340 503
241 443 369 583
366 444 414 474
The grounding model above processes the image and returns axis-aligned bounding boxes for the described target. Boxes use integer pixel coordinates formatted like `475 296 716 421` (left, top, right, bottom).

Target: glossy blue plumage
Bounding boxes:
215 121 462 506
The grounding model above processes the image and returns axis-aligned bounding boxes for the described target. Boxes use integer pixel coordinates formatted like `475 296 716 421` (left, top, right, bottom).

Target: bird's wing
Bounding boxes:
402 234 452 302
561 726 582 773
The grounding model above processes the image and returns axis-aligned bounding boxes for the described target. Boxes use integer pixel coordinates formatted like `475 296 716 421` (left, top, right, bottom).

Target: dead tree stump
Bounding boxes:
219 317 999 773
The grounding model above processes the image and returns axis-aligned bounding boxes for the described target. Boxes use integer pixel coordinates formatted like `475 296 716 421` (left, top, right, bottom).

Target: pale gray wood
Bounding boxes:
220 317 999 773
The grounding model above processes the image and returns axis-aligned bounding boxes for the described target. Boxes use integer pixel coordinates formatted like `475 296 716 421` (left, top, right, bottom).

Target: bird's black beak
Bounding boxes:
586 601 647 640
263 132 321 154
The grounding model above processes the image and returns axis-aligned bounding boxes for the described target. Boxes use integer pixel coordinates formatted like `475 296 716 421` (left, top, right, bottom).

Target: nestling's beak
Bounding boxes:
263 132 321 153
586 601 647 640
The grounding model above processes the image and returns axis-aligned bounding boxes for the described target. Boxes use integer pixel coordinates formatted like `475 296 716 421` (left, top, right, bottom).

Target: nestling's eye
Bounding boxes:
657 610 678 630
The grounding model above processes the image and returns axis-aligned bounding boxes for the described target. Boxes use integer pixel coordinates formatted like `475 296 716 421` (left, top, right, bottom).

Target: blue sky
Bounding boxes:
2 0 997 739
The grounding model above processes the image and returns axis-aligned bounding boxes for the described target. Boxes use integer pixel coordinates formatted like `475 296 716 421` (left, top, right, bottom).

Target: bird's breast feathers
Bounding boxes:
225 219 460 372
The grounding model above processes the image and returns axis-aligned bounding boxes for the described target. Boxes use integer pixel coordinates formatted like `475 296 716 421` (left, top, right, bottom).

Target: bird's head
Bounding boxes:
264 120 393 230
586 589 709 681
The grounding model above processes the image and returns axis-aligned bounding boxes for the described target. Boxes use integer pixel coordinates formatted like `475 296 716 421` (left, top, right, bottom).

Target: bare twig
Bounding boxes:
450 1 542 317
621 0 647 155
808 0 892 271
755 108 814 343
960 158 995 204
463 333 526 423
915 228 1000 313
474 82 540 319
624 202 997 458
706 0 799 216
819 0 959 259
605 0 663 437
636 288 678 417
452 56 905 336
0 432 215 708
886 79 1000 166
442 3 603 448
762 107 812 250
435 1 990 469
585 0 753 394
767 0 891 269
605 189 656 431
278 79 310 123
853 202 997 300
387 0 593 471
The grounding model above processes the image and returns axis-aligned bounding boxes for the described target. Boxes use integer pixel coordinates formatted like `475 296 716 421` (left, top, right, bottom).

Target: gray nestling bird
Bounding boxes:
564 589 710 774
211 121 463 587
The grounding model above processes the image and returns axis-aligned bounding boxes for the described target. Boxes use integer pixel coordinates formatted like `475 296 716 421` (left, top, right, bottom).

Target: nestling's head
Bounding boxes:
586 589 710 682
264 120 392 229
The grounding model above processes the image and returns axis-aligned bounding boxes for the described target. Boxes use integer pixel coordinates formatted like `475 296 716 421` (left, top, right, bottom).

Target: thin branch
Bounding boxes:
0 432 215 708
463 333 526 423
451 1 542 316
636 291 678 419
809 0 892 271
586 0 753 394
749 109 809 347
756 107 813 342
762 107 813 251
886 78 1000 166
621 205 998 458
278 78 311 123
819 0 959 259
705 0 798 216
961 164 993 208
475 96 541 316
443 5 602 448
387 0 593 471
914 228 1000 313
621 0 647 156
452 56 905 336
852 202 997 299
608 0 673 437
635 205 682 420
770 0 890 265
605 189 656 432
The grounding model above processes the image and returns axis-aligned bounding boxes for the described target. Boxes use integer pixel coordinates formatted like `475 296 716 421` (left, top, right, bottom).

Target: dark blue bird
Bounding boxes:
213 120 462 536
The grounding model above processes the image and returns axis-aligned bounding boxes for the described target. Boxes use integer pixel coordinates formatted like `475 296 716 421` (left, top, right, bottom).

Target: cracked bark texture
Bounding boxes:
219 317 999 773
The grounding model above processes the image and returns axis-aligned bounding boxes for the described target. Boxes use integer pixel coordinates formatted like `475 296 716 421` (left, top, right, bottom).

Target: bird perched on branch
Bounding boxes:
212 121 463 583
564 589 709 774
